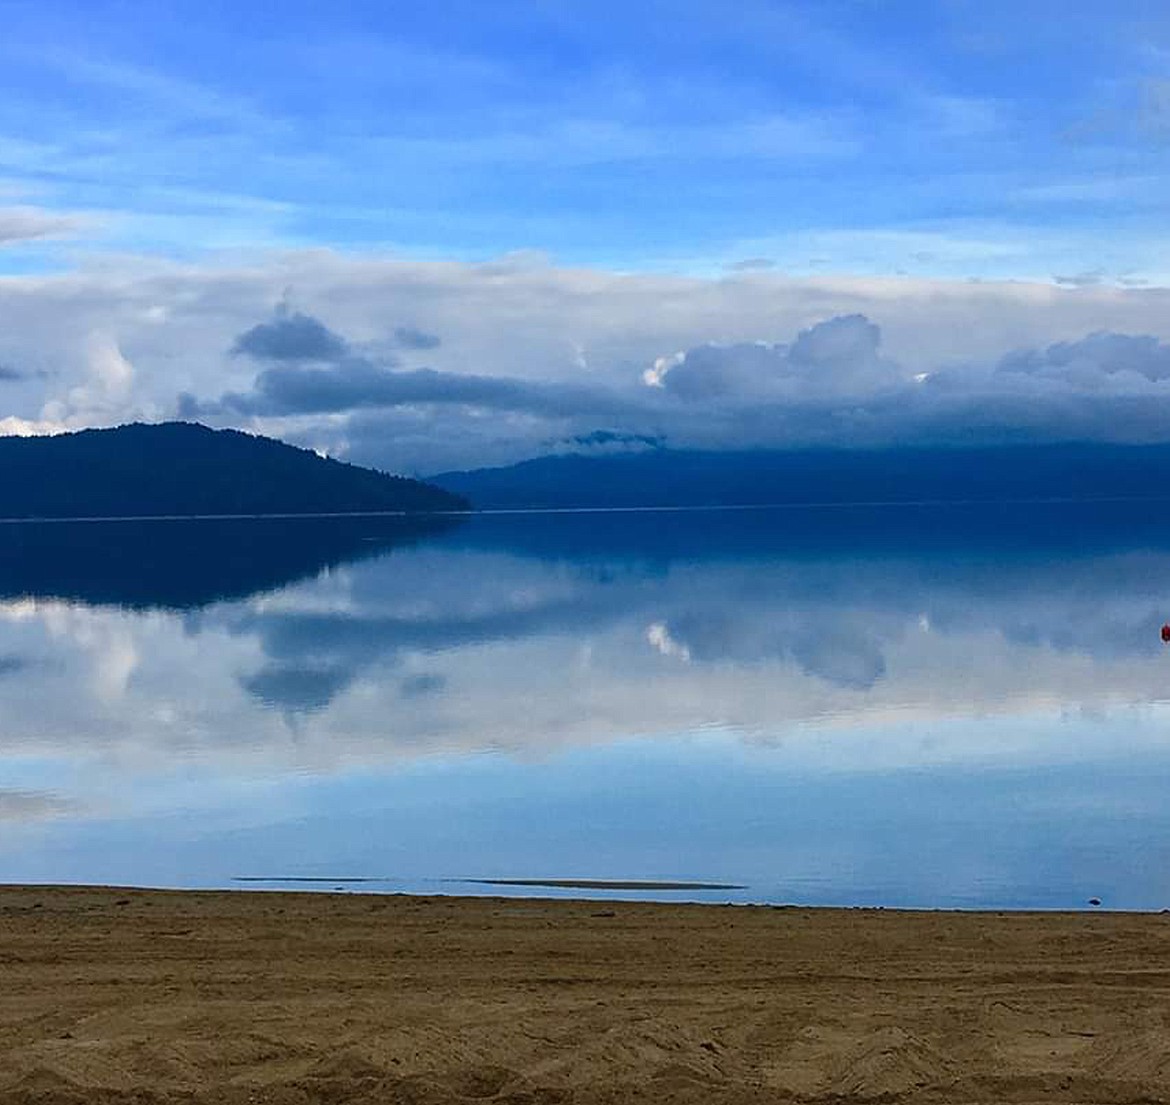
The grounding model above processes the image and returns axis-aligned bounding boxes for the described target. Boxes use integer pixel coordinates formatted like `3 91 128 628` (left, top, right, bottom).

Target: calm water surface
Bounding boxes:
3 504 1170 909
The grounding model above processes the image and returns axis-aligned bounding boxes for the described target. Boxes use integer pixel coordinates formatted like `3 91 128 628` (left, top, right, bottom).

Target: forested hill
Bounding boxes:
431 443 1170 510
0 422 468 518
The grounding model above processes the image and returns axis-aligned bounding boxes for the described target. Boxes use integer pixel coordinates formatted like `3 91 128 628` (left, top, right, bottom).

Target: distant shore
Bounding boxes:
8 492 1170 525
4 885 1170 1104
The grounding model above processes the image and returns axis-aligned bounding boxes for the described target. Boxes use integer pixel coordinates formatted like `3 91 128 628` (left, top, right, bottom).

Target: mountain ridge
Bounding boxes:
0 422 467 519
430 443 1170 510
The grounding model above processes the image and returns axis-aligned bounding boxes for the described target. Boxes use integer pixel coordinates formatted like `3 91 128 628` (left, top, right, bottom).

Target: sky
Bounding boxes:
2 0 1170 472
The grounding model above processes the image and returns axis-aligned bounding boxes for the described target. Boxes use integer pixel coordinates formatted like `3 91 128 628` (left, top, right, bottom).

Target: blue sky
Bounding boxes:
2 0 1170 468
4 0 1169 276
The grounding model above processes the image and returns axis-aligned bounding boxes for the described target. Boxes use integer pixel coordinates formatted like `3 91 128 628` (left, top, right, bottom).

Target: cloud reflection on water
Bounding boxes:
0 506 1166 772
3 505 1170 906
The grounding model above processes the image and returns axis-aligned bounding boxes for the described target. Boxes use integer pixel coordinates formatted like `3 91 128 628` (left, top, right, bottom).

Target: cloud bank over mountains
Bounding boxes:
192 277 1170 472
3 255 1170 472
1 1 1169 476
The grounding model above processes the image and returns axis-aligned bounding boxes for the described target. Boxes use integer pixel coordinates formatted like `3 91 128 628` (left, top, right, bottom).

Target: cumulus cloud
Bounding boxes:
0 415 66 436
208 309 643 425
642 314 902 401
232 308 350 362
241 663 353 714
634 320 1170 453
35 333 142 433
222 311 901 422
192 303 1170 470
996 332 1170 384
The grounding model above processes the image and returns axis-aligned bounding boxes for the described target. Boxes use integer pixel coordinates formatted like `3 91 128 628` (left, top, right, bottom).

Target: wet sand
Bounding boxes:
3 885 1170 1103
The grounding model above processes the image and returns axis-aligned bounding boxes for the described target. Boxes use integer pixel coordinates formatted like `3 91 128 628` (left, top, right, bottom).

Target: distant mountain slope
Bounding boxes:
431 444 1170 510
0 422 468 519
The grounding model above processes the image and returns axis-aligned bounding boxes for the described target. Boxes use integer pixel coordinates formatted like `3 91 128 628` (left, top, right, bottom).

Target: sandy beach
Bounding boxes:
3 886 1170 1103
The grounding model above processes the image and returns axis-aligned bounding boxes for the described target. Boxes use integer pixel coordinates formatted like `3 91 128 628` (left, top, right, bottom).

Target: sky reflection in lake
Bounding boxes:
3 505 1170 908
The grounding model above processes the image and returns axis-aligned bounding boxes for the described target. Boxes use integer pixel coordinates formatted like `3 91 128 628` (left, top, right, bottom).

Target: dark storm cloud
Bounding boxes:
218 357 639 420
240 663 354 714
210 308 636 422
231 310 350 362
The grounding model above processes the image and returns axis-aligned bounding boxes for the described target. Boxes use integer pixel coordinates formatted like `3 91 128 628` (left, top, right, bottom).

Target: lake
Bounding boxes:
3 502 1170 909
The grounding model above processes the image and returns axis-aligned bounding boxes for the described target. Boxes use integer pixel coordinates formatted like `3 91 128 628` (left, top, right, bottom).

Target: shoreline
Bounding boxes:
5 885 1170 1104
0 881 1149 918
0 880 1137 908
6 490 1170 526
3 879 1128 911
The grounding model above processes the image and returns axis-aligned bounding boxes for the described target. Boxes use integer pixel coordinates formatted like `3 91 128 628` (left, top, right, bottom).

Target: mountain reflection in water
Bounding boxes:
2 502 1170 908
0 514 459 609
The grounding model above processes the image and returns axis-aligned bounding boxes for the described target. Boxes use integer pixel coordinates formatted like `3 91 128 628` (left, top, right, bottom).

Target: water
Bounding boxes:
3 503 1170 909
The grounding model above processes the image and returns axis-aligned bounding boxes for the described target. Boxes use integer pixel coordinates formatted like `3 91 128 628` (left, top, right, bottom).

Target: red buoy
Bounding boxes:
1162 624 1170 643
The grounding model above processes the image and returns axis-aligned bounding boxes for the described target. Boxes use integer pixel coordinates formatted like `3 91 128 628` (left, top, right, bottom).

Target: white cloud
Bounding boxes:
0 204 89 245
0 415 65 436
643 352 683 388
646 622 691 663
633 323 1170 454
645 315 901 401
1 252 1170 470
38 332 146 431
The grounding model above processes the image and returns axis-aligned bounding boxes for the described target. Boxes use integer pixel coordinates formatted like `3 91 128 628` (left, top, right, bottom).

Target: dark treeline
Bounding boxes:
0 422 467 519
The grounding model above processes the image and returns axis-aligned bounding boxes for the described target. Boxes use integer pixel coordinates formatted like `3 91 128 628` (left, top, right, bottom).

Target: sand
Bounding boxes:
3 886 1170 1103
